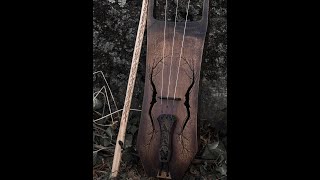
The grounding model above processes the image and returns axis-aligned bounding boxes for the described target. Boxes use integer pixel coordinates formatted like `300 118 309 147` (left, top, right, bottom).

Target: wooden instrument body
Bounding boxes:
137 0 209 179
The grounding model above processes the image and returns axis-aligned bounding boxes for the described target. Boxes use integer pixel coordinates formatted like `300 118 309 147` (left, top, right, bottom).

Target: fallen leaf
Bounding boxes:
216 164 227 176
106 127 114 140
208 141 219 151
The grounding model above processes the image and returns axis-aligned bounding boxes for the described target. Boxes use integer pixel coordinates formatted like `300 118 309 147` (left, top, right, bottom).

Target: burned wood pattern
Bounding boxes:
157 114 176 178
137 0 209 179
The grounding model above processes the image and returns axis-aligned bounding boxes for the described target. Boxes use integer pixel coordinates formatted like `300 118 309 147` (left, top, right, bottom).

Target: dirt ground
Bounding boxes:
93 0 227 179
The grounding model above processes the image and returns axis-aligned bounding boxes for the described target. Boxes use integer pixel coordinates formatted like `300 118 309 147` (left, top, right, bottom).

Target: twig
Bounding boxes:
93 86 114 123
93 108 141 131
93 144 115 154
93 147 107 154
110 0 148 178
93 108 142 122
93 121 117 127
93 71 120 119
93 133 109 139
93 110 102 116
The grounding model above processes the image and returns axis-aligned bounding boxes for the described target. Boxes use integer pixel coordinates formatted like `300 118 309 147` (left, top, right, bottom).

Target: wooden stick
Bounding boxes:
110 0 149 178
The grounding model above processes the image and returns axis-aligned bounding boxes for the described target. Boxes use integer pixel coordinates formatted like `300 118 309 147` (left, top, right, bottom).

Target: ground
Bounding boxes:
93 0 227 179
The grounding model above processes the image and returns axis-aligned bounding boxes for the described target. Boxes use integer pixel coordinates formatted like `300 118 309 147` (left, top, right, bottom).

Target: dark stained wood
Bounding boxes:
137 0 209 179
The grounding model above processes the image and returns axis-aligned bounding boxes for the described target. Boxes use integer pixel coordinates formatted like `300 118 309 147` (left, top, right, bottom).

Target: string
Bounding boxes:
173 0 191 101
160 0 168 105
166 0 179 105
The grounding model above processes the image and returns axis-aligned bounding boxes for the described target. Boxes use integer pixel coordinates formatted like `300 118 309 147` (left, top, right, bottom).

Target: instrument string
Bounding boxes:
160 0 168 105
166 0 179 105
160 0 192 111
173 0 191 103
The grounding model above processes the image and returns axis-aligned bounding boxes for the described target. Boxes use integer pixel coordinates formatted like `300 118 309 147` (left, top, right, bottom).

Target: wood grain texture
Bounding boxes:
137 0 209 179
110 0 149 178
